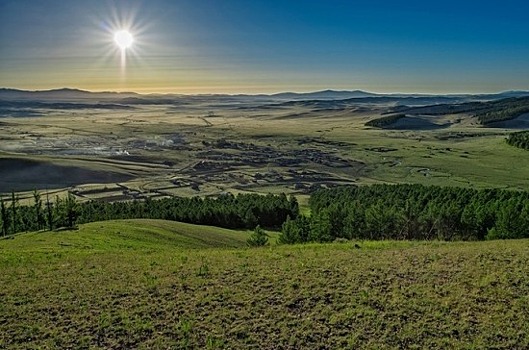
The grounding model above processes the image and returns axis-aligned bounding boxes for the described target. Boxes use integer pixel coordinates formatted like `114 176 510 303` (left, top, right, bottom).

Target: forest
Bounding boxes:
507 130 529 150
279 184 529 243
0 192 298 236
365 113 405 128
4 184 529 243
475 97 529 125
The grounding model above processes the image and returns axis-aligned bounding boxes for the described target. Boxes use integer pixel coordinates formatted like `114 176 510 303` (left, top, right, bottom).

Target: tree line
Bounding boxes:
365 114 405 128
0 191 77 236
280 184 529 243
507 131 529 150
0 192 298 236
5 184 529 243
475 97 529 125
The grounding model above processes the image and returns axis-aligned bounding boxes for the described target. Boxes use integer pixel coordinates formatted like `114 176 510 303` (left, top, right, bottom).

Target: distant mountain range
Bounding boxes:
269 89 529 101
1 87 528 103
270 89 378 100
0 88 140 101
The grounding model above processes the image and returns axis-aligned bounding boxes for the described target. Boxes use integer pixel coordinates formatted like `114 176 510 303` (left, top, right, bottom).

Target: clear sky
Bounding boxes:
1 0 528 94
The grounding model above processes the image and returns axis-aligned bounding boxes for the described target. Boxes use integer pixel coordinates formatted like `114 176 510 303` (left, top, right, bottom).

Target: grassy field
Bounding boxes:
1 221 528 349
0 219 252 252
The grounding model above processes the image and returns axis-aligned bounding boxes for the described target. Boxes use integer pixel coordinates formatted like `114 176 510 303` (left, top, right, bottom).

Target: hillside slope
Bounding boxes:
0 219 250 251
1 236 528 349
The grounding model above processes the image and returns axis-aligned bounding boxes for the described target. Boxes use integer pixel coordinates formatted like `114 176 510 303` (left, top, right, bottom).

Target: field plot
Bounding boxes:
1 224 528 348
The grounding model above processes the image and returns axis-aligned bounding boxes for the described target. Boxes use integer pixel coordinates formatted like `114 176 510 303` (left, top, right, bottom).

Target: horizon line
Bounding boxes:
2 86 528 97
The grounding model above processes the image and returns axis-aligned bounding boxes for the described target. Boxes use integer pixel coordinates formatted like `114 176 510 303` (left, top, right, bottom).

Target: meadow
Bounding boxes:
1 220 528 349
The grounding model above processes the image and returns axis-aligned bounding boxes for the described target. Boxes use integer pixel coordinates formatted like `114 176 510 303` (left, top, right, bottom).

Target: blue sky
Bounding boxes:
1 0 528 93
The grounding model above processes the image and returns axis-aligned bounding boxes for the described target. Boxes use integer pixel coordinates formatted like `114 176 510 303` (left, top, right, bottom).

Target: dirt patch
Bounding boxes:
0 158 134 193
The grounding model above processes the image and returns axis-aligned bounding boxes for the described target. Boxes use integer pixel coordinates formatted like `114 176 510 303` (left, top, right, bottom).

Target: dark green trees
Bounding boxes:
365 114 406 128
33 190 45 231
45 191 54 231
11 191 18 235
9 184 529 242
475 97 529 125
0 198 7 236
279 216 310 244
0 191 297 235
65 193 79 228
507 131 529 150
279 184 529 243
246 225 269 247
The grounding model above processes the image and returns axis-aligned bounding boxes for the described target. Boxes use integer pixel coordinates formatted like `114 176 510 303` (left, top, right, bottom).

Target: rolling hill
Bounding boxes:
1 229 528 349
1 219 251 252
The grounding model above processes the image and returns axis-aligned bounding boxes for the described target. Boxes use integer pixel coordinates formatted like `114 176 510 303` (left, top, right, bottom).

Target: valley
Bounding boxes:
2 90 529 202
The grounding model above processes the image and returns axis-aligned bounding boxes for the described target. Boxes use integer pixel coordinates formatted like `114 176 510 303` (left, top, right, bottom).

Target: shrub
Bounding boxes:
247 225 269 247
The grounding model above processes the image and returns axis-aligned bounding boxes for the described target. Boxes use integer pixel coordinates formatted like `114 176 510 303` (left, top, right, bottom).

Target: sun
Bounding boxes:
114 30 134 50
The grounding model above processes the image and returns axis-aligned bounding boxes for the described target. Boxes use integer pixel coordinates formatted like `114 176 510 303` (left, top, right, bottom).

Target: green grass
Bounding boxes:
321 127 529 189
1 224 528 349
1 219 252 252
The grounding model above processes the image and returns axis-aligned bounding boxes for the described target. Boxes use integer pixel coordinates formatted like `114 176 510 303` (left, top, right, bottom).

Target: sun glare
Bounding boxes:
114 30 134 50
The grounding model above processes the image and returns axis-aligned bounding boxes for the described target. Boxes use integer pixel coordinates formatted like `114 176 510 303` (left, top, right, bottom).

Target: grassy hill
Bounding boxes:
0 219 252 252
1 224 529 349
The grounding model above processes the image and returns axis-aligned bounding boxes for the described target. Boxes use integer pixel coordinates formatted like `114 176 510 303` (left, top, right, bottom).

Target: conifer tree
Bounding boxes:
0 198 7 236
45 190 53 231
33 190 44 231
11 191 18 235
247 225 269 247
64 193 78 228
